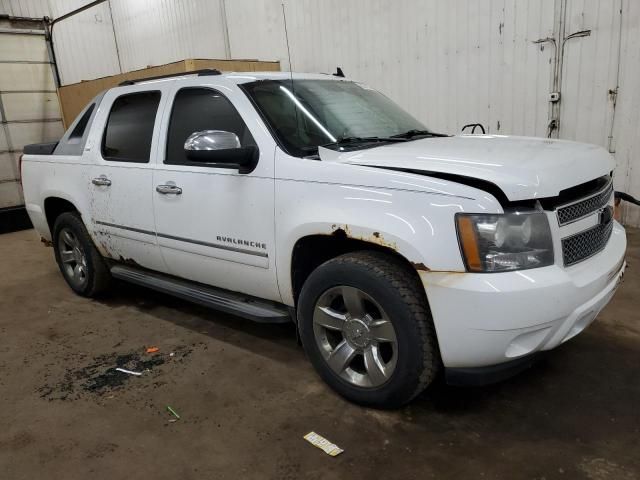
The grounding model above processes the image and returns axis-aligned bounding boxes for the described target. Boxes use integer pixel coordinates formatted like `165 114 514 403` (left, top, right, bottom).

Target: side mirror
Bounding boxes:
184 130 258 173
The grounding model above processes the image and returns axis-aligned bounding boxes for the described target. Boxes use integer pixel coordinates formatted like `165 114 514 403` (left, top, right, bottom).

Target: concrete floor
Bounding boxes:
0 229 639 480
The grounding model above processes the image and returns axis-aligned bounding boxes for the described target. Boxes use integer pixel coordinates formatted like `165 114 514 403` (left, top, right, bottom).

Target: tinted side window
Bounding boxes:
69 103 95 141
102 91 160 163
166 88 255 165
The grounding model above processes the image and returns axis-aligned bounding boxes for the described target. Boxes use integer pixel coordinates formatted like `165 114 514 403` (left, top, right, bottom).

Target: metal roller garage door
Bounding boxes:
0 27 63 216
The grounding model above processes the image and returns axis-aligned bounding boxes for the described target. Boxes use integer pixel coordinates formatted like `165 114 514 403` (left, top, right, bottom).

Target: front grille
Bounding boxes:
557 182 613 225
562 218 613 266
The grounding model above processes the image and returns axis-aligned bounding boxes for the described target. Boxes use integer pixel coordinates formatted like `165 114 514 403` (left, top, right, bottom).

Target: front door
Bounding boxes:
151 82 280 302
87 87 166 272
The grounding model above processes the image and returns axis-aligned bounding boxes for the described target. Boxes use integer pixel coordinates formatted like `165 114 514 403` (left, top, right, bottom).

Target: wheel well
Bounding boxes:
44 197 78 233
291 232 421 303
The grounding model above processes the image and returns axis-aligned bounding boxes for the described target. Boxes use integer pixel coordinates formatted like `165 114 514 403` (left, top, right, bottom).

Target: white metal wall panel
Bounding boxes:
0 0 50 17
0 32 48 61
0 30 62 209
0 62 56 90
612 0 640 226
5 121 62 150
0 152 18 181
224 0 286 63
0 181 22 208
269 0 555 137
107 0 228 74
2 92 60 120
0 125 7 150
559 0 621 145
50 0 123 85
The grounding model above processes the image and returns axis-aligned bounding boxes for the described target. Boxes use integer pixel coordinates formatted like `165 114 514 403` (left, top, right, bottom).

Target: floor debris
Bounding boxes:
115 367 143 376
37 347 194 400
146 346 159 354
167 405 181 419
304 431 344 456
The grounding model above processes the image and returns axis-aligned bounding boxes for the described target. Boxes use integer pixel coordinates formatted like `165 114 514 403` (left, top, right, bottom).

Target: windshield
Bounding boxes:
241 79 429 157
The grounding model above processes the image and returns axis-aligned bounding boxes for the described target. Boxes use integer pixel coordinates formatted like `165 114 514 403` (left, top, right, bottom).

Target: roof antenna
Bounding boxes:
333 67 345 78
281 3 294 82
281 2 300 138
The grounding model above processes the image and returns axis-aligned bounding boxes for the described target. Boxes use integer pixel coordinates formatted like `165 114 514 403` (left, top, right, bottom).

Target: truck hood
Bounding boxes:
319 135 614 201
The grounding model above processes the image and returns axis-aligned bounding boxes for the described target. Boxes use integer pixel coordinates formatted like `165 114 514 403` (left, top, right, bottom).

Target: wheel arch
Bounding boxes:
288 226 427 307
44 196 80 234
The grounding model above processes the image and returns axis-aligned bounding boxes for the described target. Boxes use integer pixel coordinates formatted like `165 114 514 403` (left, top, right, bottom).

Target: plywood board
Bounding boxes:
57 58 280 127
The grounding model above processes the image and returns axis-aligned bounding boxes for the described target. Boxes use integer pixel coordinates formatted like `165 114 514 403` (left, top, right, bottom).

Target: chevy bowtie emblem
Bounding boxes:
599 205 613 225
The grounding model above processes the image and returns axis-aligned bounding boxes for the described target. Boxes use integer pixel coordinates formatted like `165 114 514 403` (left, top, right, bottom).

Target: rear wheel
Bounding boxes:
298 251 440 408
53 212 111 297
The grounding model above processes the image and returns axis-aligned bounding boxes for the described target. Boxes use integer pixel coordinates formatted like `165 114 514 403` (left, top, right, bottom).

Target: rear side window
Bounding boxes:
102 91 160 163
69 103 95 142
165 88 255 165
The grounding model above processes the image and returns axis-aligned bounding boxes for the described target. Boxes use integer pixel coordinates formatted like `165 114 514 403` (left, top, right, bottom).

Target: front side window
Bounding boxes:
102 91 160 163
241 79 429 157
165 88 255 165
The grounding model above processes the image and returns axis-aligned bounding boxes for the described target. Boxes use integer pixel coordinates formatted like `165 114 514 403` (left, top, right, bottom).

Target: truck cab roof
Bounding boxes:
115 70 350 89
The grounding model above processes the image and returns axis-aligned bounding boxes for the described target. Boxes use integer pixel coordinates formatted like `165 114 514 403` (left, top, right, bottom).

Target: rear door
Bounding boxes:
151 80 280 302
85 85 167 271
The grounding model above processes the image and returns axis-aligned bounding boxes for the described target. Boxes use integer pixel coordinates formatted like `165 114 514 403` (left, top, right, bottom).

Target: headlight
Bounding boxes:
456 211 554 272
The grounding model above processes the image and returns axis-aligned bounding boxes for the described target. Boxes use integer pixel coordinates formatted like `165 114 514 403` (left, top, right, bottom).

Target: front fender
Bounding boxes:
274 156 502 305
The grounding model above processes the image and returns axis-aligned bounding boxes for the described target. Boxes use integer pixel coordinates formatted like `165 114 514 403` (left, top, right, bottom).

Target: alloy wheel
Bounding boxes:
312 286 398 388
58 228 88 289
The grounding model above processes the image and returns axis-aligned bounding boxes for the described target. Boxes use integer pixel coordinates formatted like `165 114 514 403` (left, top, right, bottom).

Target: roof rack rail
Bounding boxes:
118 68 221 86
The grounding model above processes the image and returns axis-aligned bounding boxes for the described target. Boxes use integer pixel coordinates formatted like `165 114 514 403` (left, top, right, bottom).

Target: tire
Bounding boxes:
298 251 440 409
52 211 111 297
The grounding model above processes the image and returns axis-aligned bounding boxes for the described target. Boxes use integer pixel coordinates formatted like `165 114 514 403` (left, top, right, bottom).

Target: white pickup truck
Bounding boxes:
21 70 626 408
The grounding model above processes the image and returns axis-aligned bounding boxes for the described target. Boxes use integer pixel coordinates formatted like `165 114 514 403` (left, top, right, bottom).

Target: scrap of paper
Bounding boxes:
303 431 344 456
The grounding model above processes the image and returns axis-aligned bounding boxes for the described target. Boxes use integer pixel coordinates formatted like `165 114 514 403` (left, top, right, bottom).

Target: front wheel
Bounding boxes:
298 251 440 408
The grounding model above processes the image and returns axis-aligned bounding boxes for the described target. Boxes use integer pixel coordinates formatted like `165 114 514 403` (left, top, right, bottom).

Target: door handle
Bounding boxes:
92 175 111 186
156 184 183 195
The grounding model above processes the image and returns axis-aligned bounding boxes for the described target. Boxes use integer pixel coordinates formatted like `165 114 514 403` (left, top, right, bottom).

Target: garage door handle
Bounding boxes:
156 184 182 195
91 176 111 186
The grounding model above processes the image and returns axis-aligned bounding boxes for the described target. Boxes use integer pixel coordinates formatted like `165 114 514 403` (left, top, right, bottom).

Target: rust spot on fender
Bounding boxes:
332 227 348 238
331 224 352 237
119 256 141 268
419 269 467 276
362 230 397 250
411 262 431 272
330 225 398 251
40 237 53 247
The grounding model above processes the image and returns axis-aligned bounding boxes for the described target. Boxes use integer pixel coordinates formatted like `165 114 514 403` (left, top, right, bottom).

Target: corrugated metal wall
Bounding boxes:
0 0 50 18
1 0 639 224
611 1 640 226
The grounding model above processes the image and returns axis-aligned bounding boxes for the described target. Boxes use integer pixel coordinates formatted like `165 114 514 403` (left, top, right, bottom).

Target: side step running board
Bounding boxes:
110 265 291 324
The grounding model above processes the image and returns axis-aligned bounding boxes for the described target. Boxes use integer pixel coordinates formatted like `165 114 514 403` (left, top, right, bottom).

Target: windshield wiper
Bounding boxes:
322 136 408 148
390 129 449 139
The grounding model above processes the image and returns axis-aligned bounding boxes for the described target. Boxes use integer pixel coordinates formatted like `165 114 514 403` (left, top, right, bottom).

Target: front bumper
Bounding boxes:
445 352 543 386
421 221 626 369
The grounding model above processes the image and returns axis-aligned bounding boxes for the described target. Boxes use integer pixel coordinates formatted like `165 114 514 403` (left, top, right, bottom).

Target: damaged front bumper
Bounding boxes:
420 221 627 382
